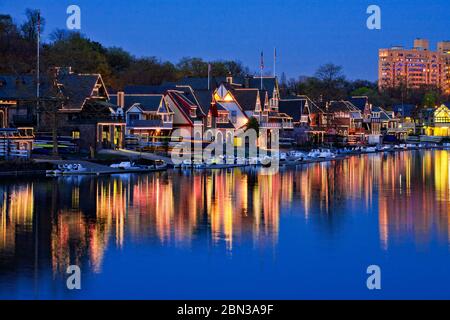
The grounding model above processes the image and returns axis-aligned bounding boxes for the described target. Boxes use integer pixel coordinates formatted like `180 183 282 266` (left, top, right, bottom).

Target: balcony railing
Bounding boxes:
260 122 282 128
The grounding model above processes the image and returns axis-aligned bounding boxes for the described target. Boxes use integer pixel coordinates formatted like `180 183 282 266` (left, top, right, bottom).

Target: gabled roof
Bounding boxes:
328 100 359 112
167 75 278 97
232 89 259 111
192 89 214 115
0 75 37 100
127 95 164 112
393 104 416 117
349 96 369 112
279 99 308 122
0 73 106 111
167 90 203 123
175 86 207 117
59 74 104 110
249 77 277 97
372 106 393 120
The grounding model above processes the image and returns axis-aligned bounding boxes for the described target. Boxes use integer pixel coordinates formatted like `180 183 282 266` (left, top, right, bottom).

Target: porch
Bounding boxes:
97 123 126 150
0 128 34 159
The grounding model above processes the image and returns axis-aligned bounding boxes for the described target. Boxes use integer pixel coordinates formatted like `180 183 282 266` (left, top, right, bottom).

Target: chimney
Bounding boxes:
226 72 233 84
244 75 250 88
117 91 125 108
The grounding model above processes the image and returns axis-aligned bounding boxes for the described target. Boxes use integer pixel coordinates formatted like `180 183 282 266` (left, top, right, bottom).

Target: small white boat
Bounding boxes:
47 163 87 176
307 149 321 158
363 147 377 153
318 150 336 159
110 161 134 170
260 156 273 167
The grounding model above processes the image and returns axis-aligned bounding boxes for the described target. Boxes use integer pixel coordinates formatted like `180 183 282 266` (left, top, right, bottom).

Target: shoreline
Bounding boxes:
1 146 449 178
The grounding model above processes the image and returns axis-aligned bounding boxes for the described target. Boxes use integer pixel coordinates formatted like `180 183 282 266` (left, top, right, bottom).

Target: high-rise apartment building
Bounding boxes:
379 39 449 95
438 41 450 95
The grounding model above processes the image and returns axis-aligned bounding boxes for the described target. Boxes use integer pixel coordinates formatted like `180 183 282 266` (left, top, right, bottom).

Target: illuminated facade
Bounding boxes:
421 104 450 137
379 39 449 93
0 67 126 152
438 41 450 95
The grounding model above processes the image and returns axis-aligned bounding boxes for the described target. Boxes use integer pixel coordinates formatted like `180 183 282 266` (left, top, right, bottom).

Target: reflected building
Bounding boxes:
1 150 449 279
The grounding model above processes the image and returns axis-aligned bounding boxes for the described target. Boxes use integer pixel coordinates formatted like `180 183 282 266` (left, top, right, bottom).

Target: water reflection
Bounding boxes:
0 150 449 280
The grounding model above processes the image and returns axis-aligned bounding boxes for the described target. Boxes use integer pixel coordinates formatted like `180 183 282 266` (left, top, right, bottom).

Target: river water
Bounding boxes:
0 150 449 299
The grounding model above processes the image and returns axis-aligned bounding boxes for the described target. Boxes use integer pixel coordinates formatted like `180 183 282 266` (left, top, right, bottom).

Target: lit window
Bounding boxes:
224 93 234 102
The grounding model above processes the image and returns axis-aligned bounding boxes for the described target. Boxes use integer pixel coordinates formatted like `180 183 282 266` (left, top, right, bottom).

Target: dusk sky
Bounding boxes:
1 0 449 81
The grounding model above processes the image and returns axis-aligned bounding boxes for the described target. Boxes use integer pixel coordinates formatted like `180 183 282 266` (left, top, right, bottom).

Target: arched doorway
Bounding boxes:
216 131 223 144
206 130 214 142
226 131 233 145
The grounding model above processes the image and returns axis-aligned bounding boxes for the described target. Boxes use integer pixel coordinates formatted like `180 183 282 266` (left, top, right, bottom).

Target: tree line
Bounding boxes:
280 63 448 108
0 9 249 90
1 9 447 108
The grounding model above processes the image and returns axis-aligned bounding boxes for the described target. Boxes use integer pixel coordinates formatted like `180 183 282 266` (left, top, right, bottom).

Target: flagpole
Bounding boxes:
207 63 210 91
273 48 276 78
260 51 263 90
37 10 40 99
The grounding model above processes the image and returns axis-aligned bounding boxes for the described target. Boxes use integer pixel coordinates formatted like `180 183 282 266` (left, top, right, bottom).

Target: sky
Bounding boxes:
1 0 449 81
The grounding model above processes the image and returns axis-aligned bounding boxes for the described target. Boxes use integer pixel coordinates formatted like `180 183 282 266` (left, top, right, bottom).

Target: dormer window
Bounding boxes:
92 84 101 97
230 111 237 124
217 112 229 123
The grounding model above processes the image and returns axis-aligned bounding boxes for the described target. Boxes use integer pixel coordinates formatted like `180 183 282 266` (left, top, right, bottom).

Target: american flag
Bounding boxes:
260 51 264 70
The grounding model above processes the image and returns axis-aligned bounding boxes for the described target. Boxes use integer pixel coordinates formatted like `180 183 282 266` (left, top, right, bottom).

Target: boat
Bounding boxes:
260 156 273 167
307 149 321 158
317 150 336 159
46 163 88 176
363 146 377 153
